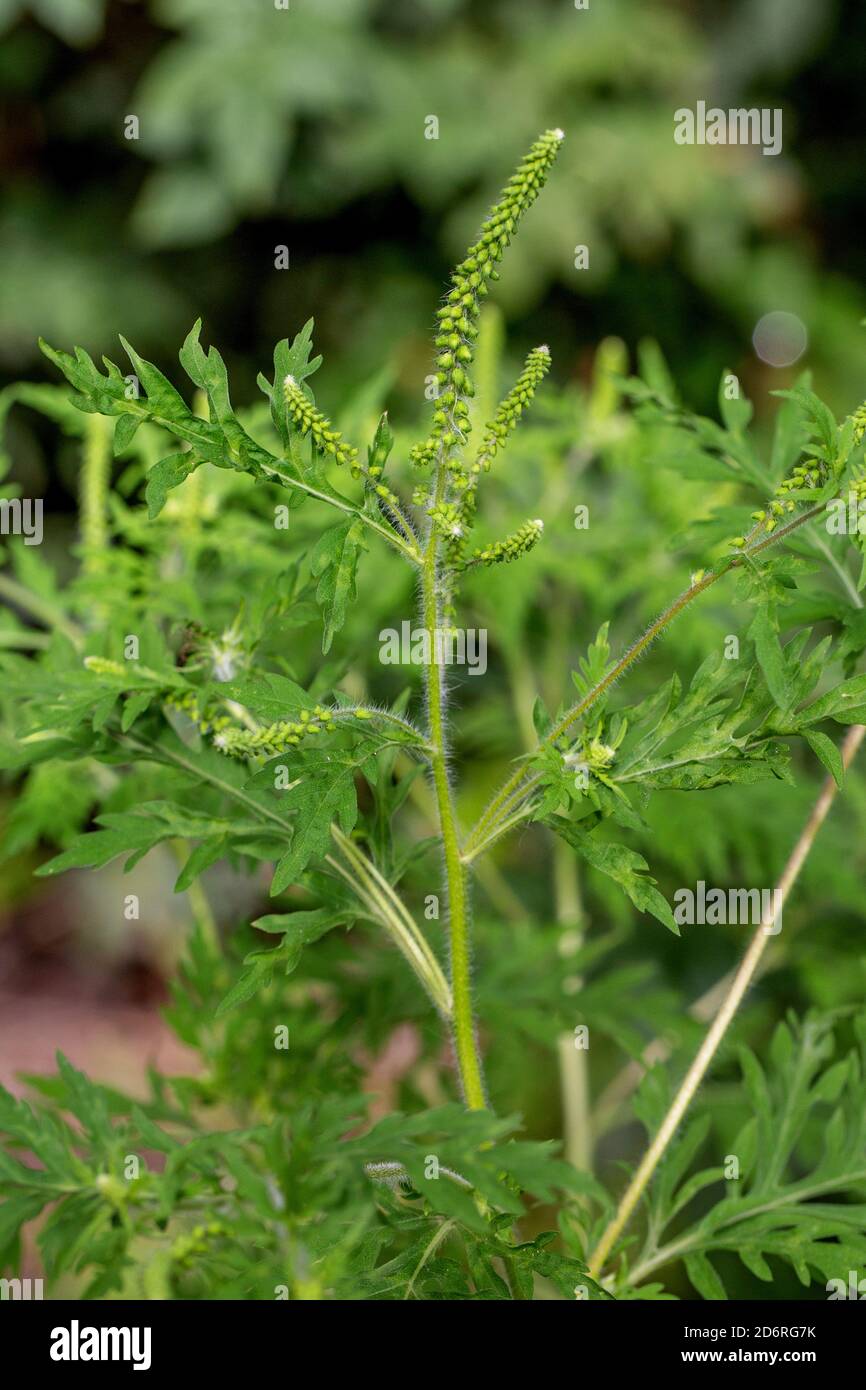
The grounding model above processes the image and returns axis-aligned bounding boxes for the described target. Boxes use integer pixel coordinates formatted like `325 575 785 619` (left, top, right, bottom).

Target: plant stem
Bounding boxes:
0 631 50 650
587 720 865 1280
123 735 452 1014
80 413 111 575
403 1219 457 1299
403 758 525 921
263 457 422 565
504 641 591 1168
629 1166 866 1286
555 839 591 1171
113 392 421 565
421 513 486 1108
594 557 866 1138
464 505 824 859
328 825 453 1017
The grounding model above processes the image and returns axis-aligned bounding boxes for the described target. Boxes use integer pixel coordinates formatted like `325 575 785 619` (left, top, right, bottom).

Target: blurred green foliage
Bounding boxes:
3 0 866 419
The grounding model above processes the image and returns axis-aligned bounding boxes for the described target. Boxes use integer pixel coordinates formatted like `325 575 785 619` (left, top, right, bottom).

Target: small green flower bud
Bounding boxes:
283 376 359 472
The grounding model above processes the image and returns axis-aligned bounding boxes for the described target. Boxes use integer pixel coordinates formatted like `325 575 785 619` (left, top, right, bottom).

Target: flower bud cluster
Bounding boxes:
730 460 831 548
410 130 564 476
283 375 400 508
213 705 335 757
450 345 552 563
283 375 358 469
465 517 544 568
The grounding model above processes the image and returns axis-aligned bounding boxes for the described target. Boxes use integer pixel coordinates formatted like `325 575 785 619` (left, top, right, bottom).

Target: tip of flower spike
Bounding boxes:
533 519 544 530
284 373 296 387
536 344 550 356
552 129 565 142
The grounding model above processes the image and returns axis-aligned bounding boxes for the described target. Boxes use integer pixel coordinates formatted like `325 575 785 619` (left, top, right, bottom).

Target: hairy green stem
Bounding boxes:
402 752 526 921
80 414 111 574
555 838 591 1172
104 391 421 566
262 456 421 565
328 826 452 1017
421 510 486 1108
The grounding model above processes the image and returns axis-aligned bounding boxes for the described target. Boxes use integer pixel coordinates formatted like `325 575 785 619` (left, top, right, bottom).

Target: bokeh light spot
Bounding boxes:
752 311 808 368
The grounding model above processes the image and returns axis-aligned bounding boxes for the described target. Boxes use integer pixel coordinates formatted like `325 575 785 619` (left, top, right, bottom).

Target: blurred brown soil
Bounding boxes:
0 986 197 1096
0 884 198 1096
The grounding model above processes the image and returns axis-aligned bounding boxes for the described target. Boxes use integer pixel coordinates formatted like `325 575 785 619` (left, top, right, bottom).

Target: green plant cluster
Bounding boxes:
1 131 866 1302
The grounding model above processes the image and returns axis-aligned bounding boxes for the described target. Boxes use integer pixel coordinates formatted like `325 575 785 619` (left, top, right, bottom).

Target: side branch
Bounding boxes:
587 721 865 1281
463 505 825 860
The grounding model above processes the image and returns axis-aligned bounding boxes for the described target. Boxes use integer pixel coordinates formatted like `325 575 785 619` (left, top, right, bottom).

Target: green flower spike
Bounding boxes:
209 705 383 759
410 129 565 473
84 657 130 679
283 375 359 471
736 451 839 551
456 343 551 536
283 374 401 509
164 690 384 759
213 706 335 758
464 517 545 569
474 345 551 472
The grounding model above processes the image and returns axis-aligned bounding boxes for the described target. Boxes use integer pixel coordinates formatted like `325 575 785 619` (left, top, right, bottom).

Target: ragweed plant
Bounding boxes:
2 133 866 1300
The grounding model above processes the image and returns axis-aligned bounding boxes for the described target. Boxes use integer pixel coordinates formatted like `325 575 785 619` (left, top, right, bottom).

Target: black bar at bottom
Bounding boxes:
3 1294 861 1375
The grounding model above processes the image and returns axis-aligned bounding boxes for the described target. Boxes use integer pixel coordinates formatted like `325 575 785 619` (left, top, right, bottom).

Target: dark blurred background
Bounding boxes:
3 0 866 419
